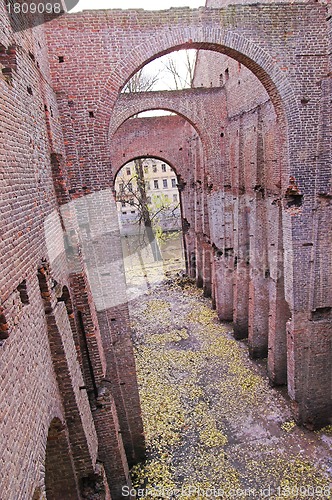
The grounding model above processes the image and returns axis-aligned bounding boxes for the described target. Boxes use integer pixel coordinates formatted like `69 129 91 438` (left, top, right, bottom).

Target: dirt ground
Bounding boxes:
128 271 332 500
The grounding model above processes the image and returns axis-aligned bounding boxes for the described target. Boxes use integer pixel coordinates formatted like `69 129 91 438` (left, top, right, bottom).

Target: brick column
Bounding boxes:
267 205 290 385
209 190 234 322
248 192 269 358
233 193 250 339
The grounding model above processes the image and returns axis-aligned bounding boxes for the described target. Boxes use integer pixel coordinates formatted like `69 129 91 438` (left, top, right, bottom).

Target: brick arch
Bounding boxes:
109 88 221 155
96 27 302 188
99 32 298 176
109 114 201 183
111 105 211 159
44 417 80 500
46 5 327 189
103 36 293 122
109 97 213 188
110 102 200 140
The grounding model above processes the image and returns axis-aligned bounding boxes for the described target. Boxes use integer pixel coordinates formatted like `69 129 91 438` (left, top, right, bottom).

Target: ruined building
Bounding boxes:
0 0 331 497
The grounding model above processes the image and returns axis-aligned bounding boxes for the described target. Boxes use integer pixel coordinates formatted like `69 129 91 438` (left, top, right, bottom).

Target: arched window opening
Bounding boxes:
114 157 184 294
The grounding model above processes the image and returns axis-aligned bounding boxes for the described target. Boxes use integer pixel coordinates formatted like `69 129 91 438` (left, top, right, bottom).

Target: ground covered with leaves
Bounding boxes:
129 273 332 499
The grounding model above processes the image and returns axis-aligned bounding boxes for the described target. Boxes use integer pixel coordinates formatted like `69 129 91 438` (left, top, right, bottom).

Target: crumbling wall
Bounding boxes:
0 3 140 498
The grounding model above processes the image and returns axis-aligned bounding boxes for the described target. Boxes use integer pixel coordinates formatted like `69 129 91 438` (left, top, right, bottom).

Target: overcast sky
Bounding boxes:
72 0 204 12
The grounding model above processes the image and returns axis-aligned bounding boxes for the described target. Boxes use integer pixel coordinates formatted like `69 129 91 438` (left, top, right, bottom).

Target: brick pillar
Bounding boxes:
287 202 332 427
248 192 269 358
213 189 234 322
97 306 145 465
180 186 195 278
215 256 233 321
194 152 204 288
195 192 204 289
287 313 332 428
233 193 249 339
92 384 134 500
202 175 212 297
202 244 212 297
231 118 249 339
267 205 290 385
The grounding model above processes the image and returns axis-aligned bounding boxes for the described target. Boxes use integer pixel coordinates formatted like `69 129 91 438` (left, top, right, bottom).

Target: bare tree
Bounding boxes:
116 160 180 261
116 161 159 261
122 68 161 93
123 49 197 93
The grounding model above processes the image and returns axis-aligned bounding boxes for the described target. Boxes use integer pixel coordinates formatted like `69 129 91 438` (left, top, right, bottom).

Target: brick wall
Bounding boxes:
193 0 332 425
1 2 331 497
0 7 78 497
110 115 196 180
44 0 330 426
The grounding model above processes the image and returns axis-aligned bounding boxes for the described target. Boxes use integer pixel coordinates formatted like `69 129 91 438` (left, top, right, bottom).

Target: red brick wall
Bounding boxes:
110 115 196 179
193 0 332 425
44 0 331 426
0 8 83 497
0 2 135 497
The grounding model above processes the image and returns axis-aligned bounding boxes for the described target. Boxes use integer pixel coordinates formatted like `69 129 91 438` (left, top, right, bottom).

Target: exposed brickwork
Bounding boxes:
45 418 80 499
0 0 140 496
110 114 197 179
0 0 331 497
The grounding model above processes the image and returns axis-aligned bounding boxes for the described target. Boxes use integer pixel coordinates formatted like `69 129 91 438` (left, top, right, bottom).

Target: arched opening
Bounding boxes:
106 42 291 128
110 104 205 292
109 42 291 387
114 157 185 296
30 4 330 482
121 49 197 94
44 418 79 500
